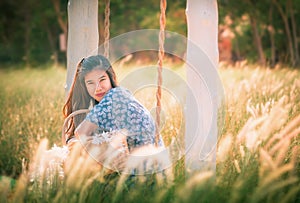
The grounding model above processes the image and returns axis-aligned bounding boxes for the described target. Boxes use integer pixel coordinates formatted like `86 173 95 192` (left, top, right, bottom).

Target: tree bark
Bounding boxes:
66 0 99 96
24 2 31 67
243 0 266 66
249 14 266 66
51 0 68 62
287 0 299 66
51 0 68 35
272 0 295 66
44 19 58 66
185 0 219 174
268 6 276 68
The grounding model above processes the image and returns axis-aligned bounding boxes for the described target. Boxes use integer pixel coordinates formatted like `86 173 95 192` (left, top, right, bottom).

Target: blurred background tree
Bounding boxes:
0 0 299 68
219 0 300 67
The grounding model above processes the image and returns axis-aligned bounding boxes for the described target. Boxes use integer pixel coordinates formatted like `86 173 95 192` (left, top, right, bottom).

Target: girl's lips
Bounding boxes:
95 92 105 97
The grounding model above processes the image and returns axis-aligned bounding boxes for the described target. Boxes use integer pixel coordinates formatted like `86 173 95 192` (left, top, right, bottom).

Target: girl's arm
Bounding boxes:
74 120 128 170
74 120 98 143
75 120 128 152
75 120 98 136
66 120 98 151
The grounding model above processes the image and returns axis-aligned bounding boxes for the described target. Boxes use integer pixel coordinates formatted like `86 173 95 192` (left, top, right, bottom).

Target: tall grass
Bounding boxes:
0 67 65 177
0 62 299 202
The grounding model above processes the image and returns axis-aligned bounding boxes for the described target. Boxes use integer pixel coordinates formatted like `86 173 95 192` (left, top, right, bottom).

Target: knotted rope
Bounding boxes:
104 0 110 58
155 0 167 146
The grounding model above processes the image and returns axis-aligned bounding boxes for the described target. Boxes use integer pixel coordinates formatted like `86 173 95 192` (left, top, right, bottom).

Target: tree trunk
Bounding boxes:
287 0 299 66
51 0 68 35
44 19 58 67
185 0 219 175
268 6 276 68
24 3 31 67
249 15 266 66
51 0 68 62
232 38 241 62
66 0 99 96
272 0 295 66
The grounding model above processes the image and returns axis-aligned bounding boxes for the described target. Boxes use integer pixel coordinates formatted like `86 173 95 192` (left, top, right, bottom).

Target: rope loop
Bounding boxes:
104 0 110 58
155 0 167 146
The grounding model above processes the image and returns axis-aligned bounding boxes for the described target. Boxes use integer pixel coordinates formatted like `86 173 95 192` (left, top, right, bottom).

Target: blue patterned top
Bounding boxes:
85 87 163 151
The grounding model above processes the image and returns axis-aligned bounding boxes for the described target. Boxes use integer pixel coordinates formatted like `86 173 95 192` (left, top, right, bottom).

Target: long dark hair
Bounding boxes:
62 55 118 143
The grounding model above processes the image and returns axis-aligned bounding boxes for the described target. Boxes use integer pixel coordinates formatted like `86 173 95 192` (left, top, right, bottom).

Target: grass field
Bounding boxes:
0 62 299 202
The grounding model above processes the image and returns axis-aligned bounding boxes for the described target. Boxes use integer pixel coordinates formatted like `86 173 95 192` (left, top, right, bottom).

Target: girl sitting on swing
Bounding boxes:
63 55 164 169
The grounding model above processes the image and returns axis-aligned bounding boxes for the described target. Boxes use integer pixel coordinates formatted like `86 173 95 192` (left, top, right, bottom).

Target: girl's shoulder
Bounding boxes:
100 87 133 104
107 86 132 97
111 86 130 93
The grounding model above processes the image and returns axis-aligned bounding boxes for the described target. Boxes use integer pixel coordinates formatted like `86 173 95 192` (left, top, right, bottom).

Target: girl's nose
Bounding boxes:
95 81 102 92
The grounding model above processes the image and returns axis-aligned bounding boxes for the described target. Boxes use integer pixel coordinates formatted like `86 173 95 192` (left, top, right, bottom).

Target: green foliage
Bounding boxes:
219 0 300 66
0 0 67 65
104 0 186 37
1 0 299 66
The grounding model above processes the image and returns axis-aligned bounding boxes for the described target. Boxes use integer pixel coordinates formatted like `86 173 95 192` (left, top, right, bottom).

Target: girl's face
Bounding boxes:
84 69 112 102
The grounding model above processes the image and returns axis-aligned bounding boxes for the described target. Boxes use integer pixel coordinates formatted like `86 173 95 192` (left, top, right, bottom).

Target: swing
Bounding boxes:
30 0 220 181
62 0 167 148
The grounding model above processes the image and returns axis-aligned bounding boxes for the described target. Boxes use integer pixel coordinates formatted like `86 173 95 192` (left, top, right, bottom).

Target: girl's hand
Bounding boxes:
110 133 129 154
66 138 79 151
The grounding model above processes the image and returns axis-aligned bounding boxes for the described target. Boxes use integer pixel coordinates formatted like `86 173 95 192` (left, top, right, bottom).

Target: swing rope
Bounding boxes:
155 0 167 146
104 0 110 58
102 0 166 147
